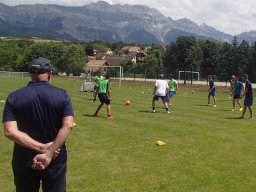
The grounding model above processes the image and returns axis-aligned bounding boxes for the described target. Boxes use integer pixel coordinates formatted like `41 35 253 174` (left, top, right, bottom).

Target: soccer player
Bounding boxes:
151 74 170 113
232 76 244 111
230 75 236 97
92 75 104 101
167 74 178 106
240 74 253 119
93 75 113 119
208 75 216 107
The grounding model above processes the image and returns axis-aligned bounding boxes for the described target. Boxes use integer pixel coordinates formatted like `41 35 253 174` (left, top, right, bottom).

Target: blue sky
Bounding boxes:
1 0 256 35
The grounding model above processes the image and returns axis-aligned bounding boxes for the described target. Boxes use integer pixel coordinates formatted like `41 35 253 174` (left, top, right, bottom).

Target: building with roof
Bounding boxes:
106 56 123 66
124 52 137 64
85 59 109 73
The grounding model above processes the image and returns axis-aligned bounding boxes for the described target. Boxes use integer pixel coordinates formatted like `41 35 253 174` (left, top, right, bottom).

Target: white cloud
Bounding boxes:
1 0 256 35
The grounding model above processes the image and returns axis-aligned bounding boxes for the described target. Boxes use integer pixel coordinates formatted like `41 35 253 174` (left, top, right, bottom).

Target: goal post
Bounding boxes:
178 71 200 84
87 65 123 87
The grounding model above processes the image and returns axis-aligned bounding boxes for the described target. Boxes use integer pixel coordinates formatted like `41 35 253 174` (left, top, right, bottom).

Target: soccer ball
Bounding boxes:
125 100 131 105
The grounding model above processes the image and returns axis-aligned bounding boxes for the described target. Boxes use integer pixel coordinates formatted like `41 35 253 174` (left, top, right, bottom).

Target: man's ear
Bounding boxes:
48 71 52 81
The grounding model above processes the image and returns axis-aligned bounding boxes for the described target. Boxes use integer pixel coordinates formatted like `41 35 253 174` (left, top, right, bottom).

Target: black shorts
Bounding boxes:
98 93 111 105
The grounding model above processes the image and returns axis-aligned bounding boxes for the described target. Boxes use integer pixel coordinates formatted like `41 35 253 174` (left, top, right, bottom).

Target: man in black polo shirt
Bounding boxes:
2 57 74 192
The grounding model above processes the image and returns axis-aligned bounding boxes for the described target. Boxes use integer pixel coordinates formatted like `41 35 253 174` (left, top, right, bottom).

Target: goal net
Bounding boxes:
178 71 200 83
87 66 123 87
80 80 95 92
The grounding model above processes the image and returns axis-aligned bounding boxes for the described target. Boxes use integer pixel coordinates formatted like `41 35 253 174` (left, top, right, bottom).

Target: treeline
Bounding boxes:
163 36 256 82
0 39 86 75
1 37 256 82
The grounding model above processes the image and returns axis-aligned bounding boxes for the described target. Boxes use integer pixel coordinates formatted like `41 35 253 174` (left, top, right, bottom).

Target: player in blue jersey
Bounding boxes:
208 75 216 107
240 74 253 119
232 76 244 111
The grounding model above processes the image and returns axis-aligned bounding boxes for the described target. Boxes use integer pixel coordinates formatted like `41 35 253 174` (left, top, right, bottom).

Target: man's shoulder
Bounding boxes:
8 85 30 97
246 81 252 87
159 79 168 84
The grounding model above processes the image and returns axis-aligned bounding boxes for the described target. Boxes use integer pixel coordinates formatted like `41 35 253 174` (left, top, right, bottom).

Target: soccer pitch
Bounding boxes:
1 77 256 192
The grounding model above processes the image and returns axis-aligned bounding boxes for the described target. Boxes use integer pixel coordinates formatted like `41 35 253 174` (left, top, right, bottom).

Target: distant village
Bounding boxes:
85 45 149 74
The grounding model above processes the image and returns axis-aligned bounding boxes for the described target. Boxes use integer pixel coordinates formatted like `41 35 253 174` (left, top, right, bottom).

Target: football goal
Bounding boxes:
178 71 200 83
87 66 123 87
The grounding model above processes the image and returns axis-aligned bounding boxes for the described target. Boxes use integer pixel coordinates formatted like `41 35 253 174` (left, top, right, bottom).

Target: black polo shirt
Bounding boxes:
2 81 74 166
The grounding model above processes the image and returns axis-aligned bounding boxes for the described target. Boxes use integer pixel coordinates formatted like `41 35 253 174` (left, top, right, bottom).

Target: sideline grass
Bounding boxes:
1 77 256 192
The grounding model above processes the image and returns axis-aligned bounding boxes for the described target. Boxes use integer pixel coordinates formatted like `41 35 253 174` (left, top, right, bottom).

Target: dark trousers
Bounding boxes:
12 163 66 192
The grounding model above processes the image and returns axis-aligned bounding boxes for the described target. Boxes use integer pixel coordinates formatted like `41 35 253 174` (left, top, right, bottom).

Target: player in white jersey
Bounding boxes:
151 74 170 113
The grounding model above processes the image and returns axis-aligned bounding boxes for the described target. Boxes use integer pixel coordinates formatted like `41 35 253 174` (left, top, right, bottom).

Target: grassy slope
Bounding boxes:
0 77 256 192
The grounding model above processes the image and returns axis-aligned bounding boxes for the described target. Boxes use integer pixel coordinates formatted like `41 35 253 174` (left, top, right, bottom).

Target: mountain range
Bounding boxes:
0 1 255 44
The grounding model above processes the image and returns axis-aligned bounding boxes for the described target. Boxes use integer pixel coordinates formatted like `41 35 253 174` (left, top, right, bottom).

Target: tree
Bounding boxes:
0 41 20 71
64 44 87 76
248 42 256 82
185 45 203 72
238 40 251 75
163 42 178 76
200 40 220 79
175 36 197 71
217 42 234 81
143 54 158 78
84 44 94 56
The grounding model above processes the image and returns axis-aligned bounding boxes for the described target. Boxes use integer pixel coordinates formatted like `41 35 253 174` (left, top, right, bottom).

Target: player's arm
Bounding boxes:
242 83 245 93
3 121 53 153
153 86 157 95
166 83 170 95
92 80 99 101
32 116 74 170
241 86 248 99
93 82 99 88
209 84 214 92
166 87 169 96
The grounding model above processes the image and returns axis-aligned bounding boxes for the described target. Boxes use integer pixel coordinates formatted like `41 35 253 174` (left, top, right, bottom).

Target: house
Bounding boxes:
121 46 141 53
136 50 146 63
143 46 152 53
128 46 140 53
121 46 132 53
106 56 123 66
85 59 109 73
124 52 137 64
88 56 96 61
95 52 107 60
94 49 113 60
106 49 113 56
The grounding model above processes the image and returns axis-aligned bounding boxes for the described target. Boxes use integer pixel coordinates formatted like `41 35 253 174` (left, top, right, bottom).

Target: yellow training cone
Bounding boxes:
156 140 166 146
0 100 5 103
73 123 77 126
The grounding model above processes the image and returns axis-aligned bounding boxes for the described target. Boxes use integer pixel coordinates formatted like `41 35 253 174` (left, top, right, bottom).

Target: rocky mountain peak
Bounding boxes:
0 1 255 44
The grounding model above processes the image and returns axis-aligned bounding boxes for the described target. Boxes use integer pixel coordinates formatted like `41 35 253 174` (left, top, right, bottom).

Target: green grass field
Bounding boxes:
1 77 256 192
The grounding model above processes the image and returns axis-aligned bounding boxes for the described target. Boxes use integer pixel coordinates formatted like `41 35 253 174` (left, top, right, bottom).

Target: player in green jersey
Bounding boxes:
167 74 178 106
93 75 113 119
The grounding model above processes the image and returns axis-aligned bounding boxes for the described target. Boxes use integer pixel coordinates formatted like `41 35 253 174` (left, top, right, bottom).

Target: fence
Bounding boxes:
0 71 30 77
